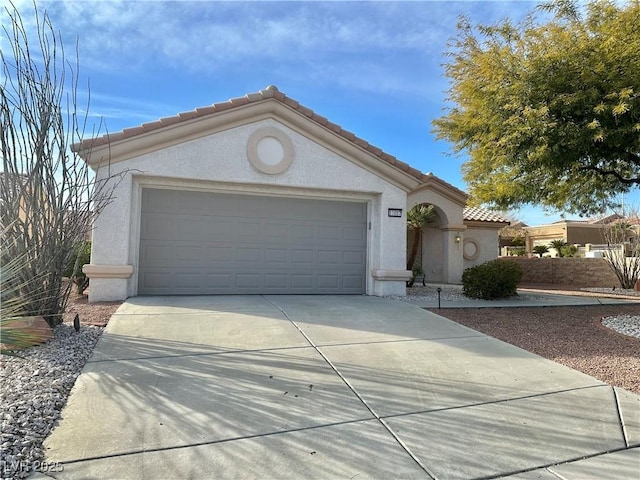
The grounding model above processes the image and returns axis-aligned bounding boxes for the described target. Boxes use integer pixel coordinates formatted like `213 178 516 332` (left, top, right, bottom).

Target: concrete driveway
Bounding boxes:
42 296 639 479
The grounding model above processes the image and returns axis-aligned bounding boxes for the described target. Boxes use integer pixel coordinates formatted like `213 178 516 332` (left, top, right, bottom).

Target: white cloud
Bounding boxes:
26 2 461 69
4 0 538 102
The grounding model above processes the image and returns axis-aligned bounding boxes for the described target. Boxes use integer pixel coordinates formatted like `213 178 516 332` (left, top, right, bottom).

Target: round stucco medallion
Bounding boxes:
247 127 294 174
463 238 480 261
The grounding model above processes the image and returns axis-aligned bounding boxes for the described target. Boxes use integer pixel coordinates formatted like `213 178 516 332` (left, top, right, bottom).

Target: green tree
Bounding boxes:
433 0 640 215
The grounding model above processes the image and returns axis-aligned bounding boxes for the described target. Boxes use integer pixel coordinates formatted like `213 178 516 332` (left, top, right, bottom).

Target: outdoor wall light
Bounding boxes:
455 233 462 243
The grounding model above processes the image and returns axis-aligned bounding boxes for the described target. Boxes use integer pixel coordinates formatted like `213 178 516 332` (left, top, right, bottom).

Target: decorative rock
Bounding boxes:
602 315 640 339
0 323 103 479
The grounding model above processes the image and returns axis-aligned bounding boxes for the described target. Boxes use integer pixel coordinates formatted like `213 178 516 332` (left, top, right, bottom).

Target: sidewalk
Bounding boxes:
400 284 640 309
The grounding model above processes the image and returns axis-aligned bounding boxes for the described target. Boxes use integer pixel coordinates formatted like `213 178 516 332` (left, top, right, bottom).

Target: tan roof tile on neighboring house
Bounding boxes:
463 206 509 224
74 85 466 195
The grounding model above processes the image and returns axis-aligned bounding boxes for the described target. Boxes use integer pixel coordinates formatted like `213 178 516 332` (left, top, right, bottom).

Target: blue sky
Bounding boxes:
4 0 635 225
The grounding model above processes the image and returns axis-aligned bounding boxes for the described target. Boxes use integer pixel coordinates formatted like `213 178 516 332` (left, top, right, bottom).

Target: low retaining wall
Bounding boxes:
500 257 619 288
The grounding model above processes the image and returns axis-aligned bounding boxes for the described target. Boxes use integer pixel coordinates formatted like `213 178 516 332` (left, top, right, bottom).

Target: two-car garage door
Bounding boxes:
138 188 367 295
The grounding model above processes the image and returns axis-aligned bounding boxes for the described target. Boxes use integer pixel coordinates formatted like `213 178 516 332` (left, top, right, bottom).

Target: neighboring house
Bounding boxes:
0 172 91 242
0 172 53 237
1 172 30 226
524 214 624 255
76 86 504 302
499 220 528 248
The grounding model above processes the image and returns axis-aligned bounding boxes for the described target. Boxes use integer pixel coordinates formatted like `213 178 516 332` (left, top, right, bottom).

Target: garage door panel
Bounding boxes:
317 275 339 289
206 273 232 289
143 215 234 242
318 226 339 240
140 271 172 290
236 274 260 288
343 202 367 220
343 275 365 289
291 200 337 219
288 274 310 288
264 274 288 289
343 226 366 241
175 273 203 289
265 223 290 240
264 248 288 263
291 249 315 264
343 250 365 265
318 250 340 264
292 225 314 240
235 247 262 262
138 189 367 295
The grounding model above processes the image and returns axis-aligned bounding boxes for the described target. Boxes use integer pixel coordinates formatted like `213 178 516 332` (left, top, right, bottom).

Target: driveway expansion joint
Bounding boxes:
87 344 317 364
487 445 639 480
313 333 485 349
377 384 612 421
53 418 378 466
612 386 631 448
262 295 438 480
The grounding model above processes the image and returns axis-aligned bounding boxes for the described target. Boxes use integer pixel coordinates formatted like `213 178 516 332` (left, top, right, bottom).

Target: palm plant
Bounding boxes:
548 239 568 257
407 204 437 271
532 245 549 258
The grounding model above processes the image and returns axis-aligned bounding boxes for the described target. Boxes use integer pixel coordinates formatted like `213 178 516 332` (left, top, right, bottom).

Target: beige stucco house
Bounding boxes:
523 215 624 255
77 86 506 302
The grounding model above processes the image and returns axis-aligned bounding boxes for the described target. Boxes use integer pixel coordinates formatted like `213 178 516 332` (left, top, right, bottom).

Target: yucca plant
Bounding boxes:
0 232 51 356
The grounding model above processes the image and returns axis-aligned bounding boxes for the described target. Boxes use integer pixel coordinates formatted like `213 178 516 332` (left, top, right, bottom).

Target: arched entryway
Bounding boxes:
407 203 447 282
407 178 467 284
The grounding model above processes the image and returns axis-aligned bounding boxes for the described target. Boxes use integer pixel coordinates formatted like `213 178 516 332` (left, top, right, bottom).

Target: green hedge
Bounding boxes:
462 259 522 300
64 241 91 278
64 241 91 294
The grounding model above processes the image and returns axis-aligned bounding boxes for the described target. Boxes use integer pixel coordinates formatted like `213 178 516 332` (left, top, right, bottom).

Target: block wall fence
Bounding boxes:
500 257 620 288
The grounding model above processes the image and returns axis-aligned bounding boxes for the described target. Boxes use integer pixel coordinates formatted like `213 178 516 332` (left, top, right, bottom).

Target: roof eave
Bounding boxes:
74 98 423 191
464 219 510 229
410 175 469 207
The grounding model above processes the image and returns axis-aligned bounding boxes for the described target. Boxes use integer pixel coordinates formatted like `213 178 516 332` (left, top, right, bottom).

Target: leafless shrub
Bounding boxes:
601 210 640 289
0 3 121 327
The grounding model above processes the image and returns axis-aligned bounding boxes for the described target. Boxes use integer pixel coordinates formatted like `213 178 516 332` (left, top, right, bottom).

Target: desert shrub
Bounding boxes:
64 242 91 294
462 259 523 300
512 247 526 256
560 244 578 257
532 245 549 257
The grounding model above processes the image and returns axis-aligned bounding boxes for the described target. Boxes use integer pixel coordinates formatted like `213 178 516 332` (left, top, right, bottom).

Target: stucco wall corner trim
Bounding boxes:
83 264 134 279
372 269 412 281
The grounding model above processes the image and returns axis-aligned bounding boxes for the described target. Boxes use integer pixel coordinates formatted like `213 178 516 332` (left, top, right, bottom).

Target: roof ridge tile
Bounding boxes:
72 85 466 193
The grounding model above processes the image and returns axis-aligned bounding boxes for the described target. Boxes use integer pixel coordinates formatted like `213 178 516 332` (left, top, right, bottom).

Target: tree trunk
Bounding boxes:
407 226 421 270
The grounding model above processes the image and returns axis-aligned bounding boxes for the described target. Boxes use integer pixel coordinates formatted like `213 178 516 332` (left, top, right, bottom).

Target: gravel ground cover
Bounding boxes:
0 296 121 479
430 304 640 396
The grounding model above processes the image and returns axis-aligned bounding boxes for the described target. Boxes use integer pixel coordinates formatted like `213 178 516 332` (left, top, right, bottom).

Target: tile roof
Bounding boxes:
75 85 466 195
463 206 509 224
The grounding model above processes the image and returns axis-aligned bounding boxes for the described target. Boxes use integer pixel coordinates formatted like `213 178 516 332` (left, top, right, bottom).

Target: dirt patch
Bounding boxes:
63 291 122 327
429 304 640 396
